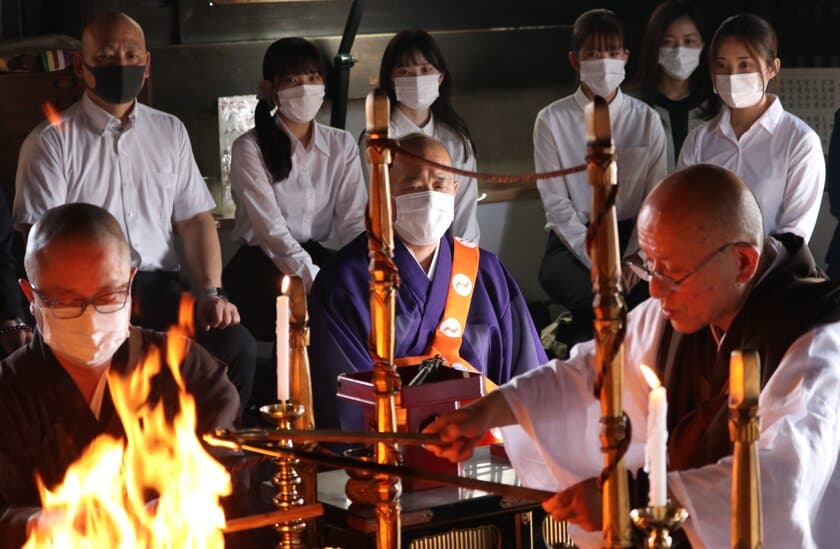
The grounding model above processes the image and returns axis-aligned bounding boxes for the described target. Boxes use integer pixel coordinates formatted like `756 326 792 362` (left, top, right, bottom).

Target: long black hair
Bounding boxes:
378 30 475 159
255 37 326 182
636 0 717 116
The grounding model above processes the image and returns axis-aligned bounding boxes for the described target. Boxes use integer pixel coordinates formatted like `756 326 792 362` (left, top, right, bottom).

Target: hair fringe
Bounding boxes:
379 29 476 160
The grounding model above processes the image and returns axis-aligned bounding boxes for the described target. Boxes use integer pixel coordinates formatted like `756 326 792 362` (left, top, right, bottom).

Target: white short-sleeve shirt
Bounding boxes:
389 108 480 243
13 93 216 271
677 96 825 241
534 88 668 266
229 119 367 291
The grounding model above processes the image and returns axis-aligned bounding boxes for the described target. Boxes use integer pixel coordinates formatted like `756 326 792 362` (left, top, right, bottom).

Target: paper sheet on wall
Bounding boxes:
777 68 840 151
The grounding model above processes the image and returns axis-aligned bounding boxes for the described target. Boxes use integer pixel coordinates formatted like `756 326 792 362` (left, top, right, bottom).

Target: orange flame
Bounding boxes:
640 364 661 390
24 294 231 547
281 275 290 295
41 101 62 127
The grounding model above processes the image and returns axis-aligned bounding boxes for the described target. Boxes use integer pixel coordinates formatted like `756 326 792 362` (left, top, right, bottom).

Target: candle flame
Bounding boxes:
281 275 290 294
640 364 661 390
41 101 63 127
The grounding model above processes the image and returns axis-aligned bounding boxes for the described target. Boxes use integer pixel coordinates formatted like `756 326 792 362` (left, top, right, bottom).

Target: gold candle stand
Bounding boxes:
261 402 307 549
729 350 762 549
364 87 402 548
586 95 632 547
285 275 319 547
630 503 689 548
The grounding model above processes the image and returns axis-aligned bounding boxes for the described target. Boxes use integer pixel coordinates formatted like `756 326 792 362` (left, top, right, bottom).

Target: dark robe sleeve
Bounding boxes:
309 273 372 431
0 365 43 548
178 336 240 432
500 262 549 378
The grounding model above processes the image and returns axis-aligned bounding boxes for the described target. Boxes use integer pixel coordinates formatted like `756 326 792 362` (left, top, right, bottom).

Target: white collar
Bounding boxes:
573 86 626 119
81 92 138 135
392 106 436 137
405 240 441 280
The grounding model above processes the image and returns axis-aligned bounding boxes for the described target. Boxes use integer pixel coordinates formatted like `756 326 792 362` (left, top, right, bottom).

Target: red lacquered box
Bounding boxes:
337 364 483 491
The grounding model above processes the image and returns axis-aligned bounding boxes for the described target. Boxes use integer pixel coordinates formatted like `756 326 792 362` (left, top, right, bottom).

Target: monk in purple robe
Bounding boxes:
309 134 546 430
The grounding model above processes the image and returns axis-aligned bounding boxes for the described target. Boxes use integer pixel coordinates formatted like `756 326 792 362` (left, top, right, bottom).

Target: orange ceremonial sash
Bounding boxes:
394 237 497 395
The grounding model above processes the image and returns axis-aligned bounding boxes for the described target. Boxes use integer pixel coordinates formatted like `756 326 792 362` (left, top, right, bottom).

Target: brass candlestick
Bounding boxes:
630 503 689 548
729 350 762 549
586 95 632 547
364 87 402 548
261 402 307 549
285 275 319 547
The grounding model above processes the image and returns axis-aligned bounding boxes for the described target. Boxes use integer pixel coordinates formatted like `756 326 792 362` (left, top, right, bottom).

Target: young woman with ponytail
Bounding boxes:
677 14 825 241
223 37 367 341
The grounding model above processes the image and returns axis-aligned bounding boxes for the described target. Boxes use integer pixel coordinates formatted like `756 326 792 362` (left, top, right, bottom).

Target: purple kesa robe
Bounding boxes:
309 233 547 430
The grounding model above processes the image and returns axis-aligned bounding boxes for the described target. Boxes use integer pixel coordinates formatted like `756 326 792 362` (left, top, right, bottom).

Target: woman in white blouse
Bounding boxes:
223 38 367 340
377 29 481 243
534 9 666 348
678 14 825 241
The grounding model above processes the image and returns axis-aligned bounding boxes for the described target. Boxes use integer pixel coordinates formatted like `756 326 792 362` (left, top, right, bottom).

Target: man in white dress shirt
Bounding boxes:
426 164 840 548
13 12 256 407
535 9 667 349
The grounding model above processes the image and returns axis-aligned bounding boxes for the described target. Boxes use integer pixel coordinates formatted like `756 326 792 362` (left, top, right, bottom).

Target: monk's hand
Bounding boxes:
422 406 488 463
26 507 89 539
542 477 602 532
197 295 241 331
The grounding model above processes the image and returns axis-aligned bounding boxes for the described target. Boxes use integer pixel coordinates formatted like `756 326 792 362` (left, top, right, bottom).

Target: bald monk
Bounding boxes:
0 204 239 548
425 164 840 548
309 133 546 430
13 12 256 406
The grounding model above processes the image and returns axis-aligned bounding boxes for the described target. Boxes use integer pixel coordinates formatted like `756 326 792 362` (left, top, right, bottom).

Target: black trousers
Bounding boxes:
538 219 650 347
131 270 257 410
222 243 333 342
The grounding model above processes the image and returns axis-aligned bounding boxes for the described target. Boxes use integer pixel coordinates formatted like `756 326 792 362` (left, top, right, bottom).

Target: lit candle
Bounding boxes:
640 364 668 507
276 276 291 402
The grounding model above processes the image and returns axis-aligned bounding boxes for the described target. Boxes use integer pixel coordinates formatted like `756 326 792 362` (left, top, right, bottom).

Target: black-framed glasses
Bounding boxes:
32 285 132 319
626 241 752 293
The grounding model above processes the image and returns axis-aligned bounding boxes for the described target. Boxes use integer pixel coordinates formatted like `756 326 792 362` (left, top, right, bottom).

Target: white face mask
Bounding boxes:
275 84 325 124
714 72 766 109
393 190 454 246
35 302 131 367
579 58 626 98
394 74 440 111
658 47 701 81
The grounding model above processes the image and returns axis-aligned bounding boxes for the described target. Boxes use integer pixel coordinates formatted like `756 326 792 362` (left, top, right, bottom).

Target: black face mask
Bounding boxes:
84 63 146 104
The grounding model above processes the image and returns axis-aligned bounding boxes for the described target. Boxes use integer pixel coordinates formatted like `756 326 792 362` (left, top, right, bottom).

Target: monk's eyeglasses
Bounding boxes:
626 241 752 292
31 285 132 319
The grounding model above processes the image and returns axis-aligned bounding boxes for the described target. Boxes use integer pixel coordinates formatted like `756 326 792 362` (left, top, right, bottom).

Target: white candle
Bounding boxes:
276 279 290 402
640 364 668 507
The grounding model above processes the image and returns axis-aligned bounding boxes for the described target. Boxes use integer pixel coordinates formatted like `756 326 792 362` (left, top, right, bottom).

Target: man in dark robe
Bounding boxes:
425 164 840 547
309 134 546 430
0 203 239 548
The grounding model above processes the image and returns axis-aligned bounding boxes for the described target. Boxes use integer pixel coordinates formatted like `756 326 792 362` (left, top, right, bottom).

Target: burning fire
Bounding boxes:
24 295 232 547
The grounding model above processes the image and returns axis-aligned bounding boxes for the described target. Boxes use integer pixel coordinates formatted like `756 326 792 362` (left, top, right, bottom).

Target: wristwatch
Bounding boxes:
202 287 228 300
0 317 31 335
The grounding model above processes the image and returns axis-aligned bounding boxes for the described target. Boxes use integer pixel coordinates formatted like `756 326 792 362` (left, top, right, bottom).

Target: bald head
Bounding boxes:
26 203 130 284
81 12 145 56
389 133 456 197
395 133 452 167
639 164 764 249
